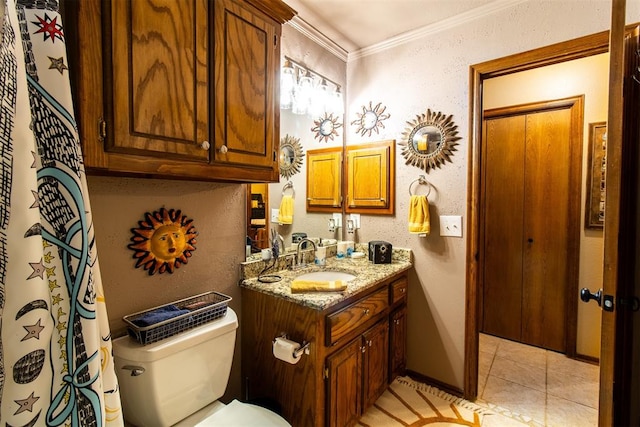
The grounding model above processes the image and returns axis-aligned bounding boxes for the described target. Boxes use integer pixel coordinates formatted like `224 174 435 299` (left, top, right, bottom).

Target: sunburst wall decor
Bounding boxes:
128 208 198 275
351 101 390 137
399 109 461 173
311 112 343 143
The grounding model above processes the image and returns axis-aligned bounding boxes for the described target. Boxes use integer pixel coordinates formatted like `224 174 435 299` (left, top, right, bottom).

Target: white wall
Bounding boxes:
345 0 640 390
484 53 610 358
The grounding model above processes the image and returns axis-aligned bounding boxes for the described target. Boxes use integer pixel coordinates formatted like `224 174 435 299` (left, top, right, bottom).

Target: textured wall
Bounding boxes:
86 176 246 401
345 1 639 389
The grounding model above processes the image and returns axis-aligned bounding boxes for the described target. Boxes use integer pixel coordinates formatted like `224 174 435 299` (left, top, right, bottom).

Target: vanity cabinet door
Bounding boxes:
389 305 407 381
326 337 363 427
362 320 389 410
306 148 342 212
345 140 395 215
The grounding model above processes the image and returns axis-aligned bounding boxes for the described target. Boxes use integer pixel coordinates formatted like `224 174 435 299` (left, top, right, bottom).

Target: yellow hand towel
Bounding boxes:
290 280 346 293
408 194 430 234
278 195 294 224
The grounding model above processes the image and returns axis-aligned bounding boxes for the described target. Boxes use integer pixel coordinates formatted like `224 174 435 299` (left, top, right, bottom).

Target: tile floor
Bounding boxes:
476 333 599 427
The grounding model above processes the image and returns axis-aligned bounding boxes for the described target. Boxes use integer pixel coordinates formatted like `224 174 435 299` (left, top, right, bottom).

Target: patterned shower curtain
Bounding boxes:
0 0 123 425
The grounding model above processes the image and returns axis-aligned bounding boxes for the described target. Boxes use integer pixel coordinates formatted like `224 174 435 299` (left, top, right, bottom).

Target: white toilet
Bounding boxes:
112 308 290 426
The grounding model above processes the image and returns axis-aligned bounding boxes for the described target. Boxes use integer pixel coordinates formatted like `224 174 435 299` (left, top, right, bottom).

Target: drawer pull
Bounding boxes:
363 308 370 316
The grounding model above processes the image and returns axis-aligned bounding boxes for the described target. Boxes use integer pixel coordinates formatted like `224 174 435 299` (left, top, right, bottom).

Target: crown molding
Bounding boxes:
349 0 529 61
287 16 349 62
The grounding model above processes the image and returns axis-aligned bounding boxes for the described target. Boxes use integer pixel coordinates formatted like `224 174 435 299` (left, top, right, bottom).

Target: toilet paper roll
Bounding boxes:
273 337 301 364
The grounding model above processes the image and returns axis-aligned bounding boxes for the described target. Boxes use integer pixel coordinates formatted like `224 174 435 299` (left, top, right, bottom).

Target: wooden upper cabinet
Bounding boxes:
345 140 395 215
306 147 342 212
69 0 295 183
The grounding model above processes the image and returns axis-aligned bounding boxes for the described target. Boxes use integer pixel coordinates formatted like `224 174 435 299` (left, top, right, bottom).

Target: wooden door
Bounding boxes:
362 320 389 410
482 99 582 352
213 0 279 168
326 337 362 427
307 148 342 212
108 0 209 161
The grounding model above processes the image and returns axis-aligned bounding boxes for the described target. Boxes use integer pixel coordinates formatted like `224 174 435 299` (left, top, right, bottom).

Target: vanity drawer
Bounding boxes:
390 276 408 305
326 288 388 346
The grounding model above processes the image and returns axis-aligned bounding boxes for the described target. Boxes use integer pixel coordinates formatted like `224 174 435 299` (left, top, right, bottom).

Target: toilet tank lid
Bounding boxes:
113 308 238 363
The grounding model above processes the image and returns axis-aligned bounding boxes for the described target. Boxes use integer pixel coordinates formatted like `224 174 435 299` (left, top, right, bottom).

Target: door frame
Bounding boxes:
479 96 584 352
465 31 612 400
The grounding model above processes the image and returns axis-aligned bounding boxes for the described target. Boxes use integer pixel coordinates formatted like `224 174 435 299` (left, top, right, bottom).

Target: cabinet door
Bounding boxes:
345 140 395 215
306 148 342 212
389 306 407 381
109 0 209 161
327 337 363 427
213 0 279 168
362 320 389 410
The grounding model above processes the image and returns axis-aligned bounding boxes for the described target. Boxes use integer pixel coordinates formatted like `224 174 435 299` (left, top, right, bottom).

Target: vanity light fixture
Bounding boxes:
280 56 344 116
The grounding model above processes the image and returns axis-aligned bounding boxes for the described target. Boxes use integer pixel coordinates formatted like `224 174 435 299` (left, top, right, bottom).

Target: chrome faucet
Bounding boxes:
295 238 317 268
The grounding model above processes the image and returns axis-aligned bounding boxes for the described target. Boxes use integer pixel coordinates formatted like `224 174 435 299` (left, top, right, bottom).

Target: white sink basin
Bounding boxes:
294 271 356 282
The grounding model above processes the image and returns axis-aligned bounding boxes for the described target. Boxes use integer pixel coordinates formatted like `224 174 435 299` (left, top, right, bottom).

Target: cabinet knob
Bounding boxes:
219 144 228 154
361 346 366 353
200 140 210 150
363 308 370 316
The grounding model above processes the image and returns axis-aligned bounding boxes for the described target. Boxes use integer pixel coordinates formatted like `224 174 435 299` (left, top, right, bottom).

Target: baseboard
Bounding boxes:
574 353 600 365
405 370 464 398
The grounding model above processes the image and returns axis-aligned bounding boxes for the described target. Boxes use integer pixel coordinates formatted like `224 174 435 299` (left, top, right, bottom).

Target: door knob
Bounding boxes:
580 288 602 306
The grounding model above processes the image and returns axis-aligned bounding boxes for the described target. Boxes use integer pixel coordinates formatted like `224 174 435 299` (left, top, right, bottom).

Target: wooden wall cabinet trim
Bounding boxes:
345 140 396 215
241 271 408 427
68 0 295 183
306 147 343 212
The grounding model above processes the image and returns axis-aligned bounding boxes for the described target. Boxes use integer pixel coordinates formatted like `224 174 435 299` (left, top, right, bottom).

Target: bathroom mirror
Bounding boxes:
279 134 304 180
351 101 390 137
311 112 343 143
399 108 461 173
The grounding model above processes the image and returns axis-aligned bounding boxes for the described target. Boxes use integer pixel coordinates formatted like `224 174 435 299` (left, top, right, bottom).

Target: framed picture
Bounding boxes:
585 122 607 229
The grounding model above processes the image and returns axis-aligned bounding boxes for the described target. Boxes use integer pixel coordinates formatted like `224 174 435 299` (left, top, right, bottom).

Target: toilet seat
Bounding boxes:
178 400 291 427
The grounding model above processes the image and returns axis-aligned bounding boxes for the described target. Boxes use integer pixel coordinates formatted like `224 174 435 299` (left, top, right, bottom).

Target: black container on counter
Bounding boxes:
368 241 392 264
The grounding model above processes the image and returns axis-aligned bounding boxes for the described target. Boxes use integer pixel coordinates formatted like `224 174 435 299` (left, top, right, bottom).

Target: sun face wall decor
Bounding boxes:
351 101 390 137
128 208 198 275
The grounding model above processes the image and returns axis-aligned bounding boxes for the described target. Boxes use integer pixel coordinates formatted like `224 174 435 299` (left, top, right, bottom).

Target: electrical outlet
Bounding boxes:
349 214 361 229
271 208 280 223
440 215 462 237
332 212 342 227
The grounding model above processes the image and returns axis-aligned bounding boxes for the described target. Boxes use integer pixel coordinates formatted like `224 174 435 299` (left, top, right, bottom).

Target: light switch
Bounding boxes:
440 215 462 237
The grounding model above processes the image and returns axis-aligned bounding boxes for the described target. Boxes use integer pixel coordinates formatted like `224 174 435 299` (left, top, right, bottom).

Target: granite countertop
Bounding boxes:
239 248 412 310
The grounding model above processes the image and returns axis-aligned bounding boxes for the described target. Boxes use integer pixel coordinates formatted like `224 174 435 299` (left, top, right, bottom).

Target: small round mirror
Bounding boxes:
399 109 460 172
279 134 304 179
411 125 443 154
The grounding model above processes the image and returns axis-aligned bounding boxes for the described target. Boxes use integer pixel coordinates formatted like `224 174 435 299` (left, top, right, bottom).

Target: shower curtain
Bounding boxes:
0 0 123 425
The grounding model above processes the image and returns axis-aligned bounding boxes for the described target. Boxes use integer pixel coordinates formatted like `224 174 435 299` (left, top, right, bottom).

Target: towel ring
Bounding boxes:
409 175 431 197
282 181 295 197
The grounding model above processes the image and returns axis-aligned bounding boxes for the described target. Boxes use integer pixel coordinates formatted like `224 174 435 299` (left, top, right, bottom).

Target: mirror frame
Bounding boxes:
351 101 390 137
279 134 304 179
399 108 461 172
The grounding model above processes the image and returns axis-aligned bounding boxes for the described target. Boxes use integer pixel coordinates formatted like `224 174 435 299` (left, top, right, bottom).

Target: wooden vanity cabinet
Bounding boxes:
67 0 295 183
345 140 395 215
241 271 408 427
306 147 343 212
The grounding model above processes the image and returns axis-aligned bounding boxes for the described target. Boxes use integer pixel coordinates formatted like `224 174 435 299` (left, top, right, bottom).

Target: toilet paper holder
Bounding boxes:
274 334 310 358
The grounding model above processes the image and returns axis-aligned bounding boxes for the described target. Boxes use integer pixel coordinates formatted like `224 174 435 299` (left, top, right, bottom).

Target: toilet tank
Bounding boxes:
113 308 238 427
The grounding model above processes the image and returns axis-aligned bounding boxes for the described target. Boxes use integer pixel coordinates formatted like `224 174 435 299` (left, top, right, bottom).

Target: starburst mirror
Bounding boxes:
128 208 198 275
399 109 461 172
279 134 304 179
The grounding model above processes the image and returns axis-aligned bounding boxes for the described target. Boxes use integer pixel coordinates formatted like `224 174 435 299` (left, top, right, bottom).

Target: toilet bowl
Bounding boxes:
112 308 290 426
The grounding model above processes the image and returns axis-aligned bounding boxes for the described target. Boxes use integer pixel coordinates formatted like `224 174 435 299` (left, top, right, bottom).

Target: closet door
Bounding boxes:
522 109 572 352
482 115 526 342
